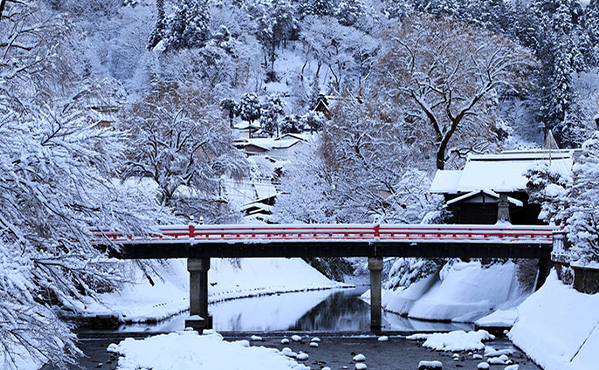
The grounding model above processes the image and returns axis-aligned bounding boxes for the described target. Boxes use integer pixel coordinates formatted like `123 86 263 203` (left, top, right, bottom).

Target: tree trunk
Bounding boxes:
0 0 7 22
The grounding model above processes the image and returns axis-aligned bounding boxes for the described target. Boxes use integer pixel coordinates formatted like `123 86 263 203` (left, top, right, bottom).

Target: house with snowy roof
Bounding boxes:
430 149 580 224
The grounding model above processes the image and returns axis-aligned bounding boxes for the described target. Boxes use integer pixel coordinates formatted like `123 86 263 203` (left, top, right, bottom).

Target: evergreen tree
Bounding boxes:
300 0 333 18
148 0 166 50
336 0 366 27
238 93 261 137
564 132 599 263
260 94 285 136
164 0 210 51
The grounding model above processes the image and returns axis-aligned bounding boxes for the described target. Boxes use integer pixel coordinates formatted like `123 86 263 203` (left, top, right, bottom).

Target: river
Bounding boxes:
42 286 541 370
116 285 472 333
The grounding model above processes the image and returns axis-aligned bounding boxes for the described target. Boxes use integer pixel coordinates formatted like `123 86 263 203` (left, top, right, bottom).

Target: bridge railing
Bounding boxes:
92 224 557 244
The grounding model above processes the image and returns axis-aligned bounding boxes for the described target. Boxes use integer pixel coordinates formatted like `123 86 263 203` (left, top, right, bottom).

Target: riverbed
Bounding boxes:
42 286 541 370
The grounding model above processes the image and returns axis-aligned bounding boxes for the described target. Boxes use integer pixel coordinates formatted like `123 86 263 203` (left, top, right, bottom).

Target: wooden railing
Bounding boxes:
92 224 557 245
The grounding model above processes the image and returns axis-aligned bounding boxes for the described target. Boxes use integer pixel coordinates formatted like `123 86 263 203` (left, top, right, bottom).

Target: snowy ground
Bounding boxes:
363 261 527 323
509 270 599 370
78 258 346 323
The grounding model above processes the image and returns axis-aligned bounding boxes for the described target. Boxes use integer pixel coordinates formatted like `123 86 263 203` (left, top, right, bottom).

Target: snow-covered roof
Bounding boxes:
445 190 523 207
254 183 277 200
430 149 577 194
429 171 462 193
275 133 309 141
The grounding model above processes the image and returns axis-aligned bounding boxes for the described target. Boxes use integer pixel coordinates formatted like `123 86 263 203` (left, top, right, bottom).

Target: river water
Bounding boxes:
41 287 543 370
117 286 472 333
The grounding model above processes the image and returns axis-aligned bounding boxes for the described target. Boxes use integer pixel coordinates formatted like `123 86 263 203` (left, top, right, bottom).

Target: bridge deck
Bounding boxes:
94 224 555 260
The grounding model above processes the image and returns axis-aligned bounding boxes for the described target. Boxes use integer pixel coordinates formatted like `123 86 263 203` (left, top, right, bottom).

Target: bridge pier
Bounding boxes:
185 258 212 331
368 257 383 331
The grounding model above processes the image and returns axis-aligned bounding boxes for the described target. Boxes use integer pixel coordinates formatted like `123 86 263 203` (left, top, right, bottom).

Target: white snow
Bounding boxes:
296 352 309 361
310 342 319 347
407 330 495 352
475 308 518 328
417 360 443 369
354 363 367 370
353 354 366 362
108 330 306 370
80 258 343 324
291 335 303 342
430 150 576 194
477 362 490 369
509 271 599 370
380 261 525 322
377 336 389 342
487 354 510 365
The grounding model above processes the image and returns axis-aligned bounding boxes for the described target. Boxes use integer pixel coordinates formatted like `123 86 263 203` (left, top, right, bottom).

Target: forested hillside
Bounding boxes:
2 0 599 368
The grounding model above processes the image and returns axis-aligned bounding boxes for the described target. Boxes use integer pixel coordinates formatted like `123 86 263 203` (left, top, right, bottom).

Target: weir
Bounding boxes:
96 223 558 331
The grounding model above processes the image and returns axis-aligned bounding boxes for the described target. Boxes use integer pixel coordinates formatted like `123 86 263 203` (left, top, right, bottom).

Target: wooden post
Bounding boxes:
185 258 212 331
368 256 383 330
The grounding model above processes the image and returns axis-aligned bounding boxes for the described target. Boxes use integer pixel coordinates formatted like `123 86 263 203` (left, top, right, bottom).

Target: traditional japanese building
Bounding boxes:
430 149 580 225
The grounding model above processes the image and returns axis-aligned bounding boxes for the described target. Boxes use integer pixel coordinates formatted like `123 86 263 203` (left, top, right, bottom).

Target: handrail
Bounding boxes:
92 224 558 245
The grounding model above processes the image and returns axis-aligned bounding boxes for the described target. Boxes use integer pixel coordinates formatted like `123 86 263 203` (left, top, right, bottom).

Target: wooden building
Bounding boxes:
430 150 579 225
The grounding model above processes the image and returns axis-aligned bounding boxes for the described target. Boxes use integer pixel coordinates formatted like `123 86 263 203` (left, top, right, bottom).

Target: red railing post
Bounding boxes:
189 225 195 239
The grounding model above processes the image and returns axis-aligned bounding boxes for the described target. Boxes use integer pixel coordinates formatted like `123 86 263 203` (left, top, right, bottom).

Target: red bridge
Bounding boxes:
97 224 556 259
94 224 558 332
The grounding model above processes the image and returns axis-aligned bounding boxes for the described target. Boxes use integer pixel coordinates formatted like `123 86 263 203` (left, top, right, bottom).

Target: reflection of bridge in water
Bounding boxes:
95 224 558 331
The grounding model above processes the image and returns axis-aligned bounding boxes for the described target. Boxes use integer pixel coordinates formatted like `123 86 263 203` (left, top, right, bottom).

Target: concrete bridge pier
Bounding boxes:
185 258 212 331
368 257 383 330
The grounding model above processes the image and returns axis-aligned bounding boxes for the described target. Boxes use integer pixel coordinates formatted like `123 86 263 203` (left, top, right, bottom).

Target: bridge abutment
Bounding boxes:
368 256 383 330
185 258 212 331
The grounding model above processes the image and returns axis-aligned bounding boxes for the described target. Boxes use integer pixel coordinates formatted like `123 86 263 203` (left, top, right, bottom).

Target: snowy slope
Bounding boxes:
80 258 344 323
366 261 526 323
509 271 599 370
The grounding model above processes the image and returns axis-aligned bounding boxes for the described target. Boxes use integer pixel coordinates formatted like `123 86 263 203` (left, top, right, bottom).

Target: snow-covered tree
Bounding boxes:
149 0 210 52
335 0 367 27
0 4 170 368
376 15 535 170
299 0 334 18
238 92 262 137
260 94 285 137
563 132 599 263
120 84 246 222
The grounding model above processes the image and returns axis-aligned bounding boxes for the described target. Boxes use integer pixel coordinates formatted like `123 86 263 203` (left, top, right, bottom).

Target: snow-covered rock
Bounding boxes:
407 330 495 351
353 354 366 362
296 352 309 361
418 360 443 369
108 330 304 370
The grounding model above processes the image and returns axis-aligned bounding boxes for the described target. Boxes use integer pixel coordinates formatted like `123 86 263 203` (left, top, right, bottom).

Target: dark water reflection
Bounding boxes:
118 286 472 333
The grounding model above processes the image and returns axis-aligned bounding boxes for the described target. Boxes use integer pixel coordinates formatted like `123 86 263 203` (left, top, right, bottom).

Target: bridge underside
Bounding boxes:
108 240 552 333
112 241 552 260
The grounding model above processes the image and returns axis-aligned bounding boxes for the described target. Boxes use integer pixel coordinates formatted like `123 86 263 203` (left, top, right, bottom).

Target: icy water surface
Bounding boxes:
117 286 472 332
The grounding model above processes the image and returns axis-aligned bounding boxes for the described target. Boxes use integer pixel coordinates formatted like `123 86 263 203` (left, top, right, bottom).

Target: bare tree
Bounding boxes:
377 16 536 170
120 84 247 222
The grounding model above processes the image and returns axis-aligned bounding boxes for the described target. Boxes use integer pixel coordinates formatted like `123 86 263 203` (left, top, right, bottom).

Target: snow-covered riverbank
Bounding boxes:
509 271 599 370
77 258 347 323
